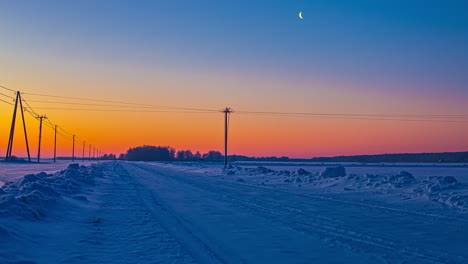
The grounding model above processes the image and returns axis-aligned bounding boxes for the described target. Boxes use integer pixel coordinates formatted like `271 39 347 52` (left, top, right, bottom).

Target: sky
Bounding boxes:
0 0 467 158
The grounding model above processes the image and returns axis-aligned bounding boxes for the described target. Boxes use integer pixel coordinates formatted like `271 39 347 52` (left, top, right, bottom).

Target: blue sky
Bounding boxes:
1 0 467 98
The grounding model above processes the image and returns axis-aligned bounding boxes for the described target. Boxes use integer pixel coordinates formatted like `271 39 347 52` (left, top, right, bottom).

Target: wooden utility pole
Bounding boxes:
5 92 19 160
37 115 47 162
222 107 232 166
89 144 91 161
5 92 20 160
18 93 31 162
72 135 75 161
5 92 32 161
54 125 57 162
82 141 85 161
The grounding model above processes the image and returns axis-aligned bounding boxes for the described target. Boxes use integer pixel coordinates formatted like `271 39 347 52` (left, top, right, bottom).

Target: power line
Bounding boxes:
24 99 217 111
237 110 468 119
0 84 16 92
0 92 15 100
24 109 71 140
1 84 98 160
22 100 78 141
236 112 468 123
21 98 40 117
22 95 468 121
22 92 219 112
6 83 467 120
28 107 220 114
0 98 15 106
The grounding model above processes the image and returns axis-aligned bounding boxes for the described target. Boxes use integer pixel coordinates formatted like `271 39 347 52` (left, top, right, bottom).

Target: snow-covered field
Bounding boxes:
1 161 467 264
0 160 96 187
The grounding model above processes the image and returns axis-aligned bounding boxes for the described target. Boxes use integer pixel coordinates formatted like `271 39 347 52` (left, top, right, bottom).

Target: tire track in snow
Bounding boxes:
117 164 242 264
127 162 466 264
64 163 198 264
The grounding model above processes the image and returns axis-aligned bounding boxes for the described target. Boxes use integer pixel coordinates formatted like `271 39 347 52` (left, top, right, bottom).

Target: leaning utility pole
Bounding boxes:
72 135 75 161
5 92 19 160
53 125 57 162
222 107 233 166
5 91 31 161
18 94 31 162
37 115 47 162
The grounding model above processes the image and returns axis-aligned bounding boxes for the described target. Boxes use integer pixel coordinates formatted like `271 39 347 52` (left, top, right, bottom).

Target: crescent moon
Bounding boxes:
299 11 303 19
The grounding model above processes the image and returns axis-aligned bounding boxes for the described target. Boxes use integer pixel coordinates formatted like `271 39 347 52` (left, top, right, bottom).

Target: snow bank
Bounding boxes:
413 176 468 210
224 165 468 211
0 164 102 219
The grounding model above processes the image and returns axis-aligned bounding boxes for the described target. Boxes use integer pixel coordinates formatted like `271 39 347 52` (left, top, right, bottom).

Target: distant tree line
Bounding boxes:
307 152 468 163
123 145 224 162
226 152 468 163
3 148 467 163
101 153 117 160
118 146 468 163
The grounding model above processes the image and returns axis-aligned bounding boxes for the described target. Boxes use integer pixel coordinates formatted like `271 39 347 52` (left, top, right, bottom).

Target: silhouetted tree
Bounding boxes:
102 154 117 160
176 150 194 161
193 151 202 160
203 151 223 161
126 145 176 161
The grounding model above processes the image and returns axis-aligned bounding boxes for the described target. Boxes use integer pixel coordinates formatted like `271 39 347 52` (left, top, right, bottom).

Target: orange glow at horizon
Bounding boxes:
1 100 467 160
1 56 467 159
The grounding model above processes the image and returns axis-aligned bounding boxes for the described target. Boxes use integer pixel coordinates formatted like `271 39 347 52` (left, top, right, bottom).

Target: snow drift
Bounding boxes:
225 165 468 210
0 164 102 219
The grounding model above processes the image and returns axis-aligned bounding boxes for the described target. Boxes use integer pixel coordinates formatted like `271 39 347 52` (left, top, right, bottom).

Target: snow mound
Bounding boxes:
220 164 468 210
383 171 417 188
0 164 102 219
424 176 461 193
412 176 468 210
319 166 346 178
297 168 311 175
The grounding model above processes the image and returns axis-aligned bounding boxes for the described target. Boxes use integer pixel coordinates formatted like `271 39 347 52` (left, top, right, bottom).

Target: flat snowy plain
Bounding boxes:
1 161 467 264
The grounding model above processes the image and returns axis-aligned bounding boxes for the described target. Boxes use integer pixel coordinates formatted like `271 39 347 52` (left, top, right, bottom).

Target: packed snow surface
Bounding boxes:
1 161 467 264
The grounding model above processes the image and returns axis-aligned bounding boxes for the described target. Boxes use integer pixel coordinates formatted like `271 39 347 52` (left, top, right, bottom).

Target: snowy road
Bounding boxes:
1 161 467 264
120 162 468 264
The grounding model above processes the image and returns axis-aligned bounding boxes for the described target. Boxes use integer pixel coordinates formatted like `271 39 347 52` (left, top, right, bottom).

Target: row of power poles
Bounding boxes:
4 91 103 162
5 93 230 166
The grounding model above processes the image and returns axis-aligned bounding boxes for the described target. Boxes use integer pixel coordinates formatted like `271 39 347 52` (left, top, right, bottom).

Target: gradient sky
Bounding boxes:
0 0 467 158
